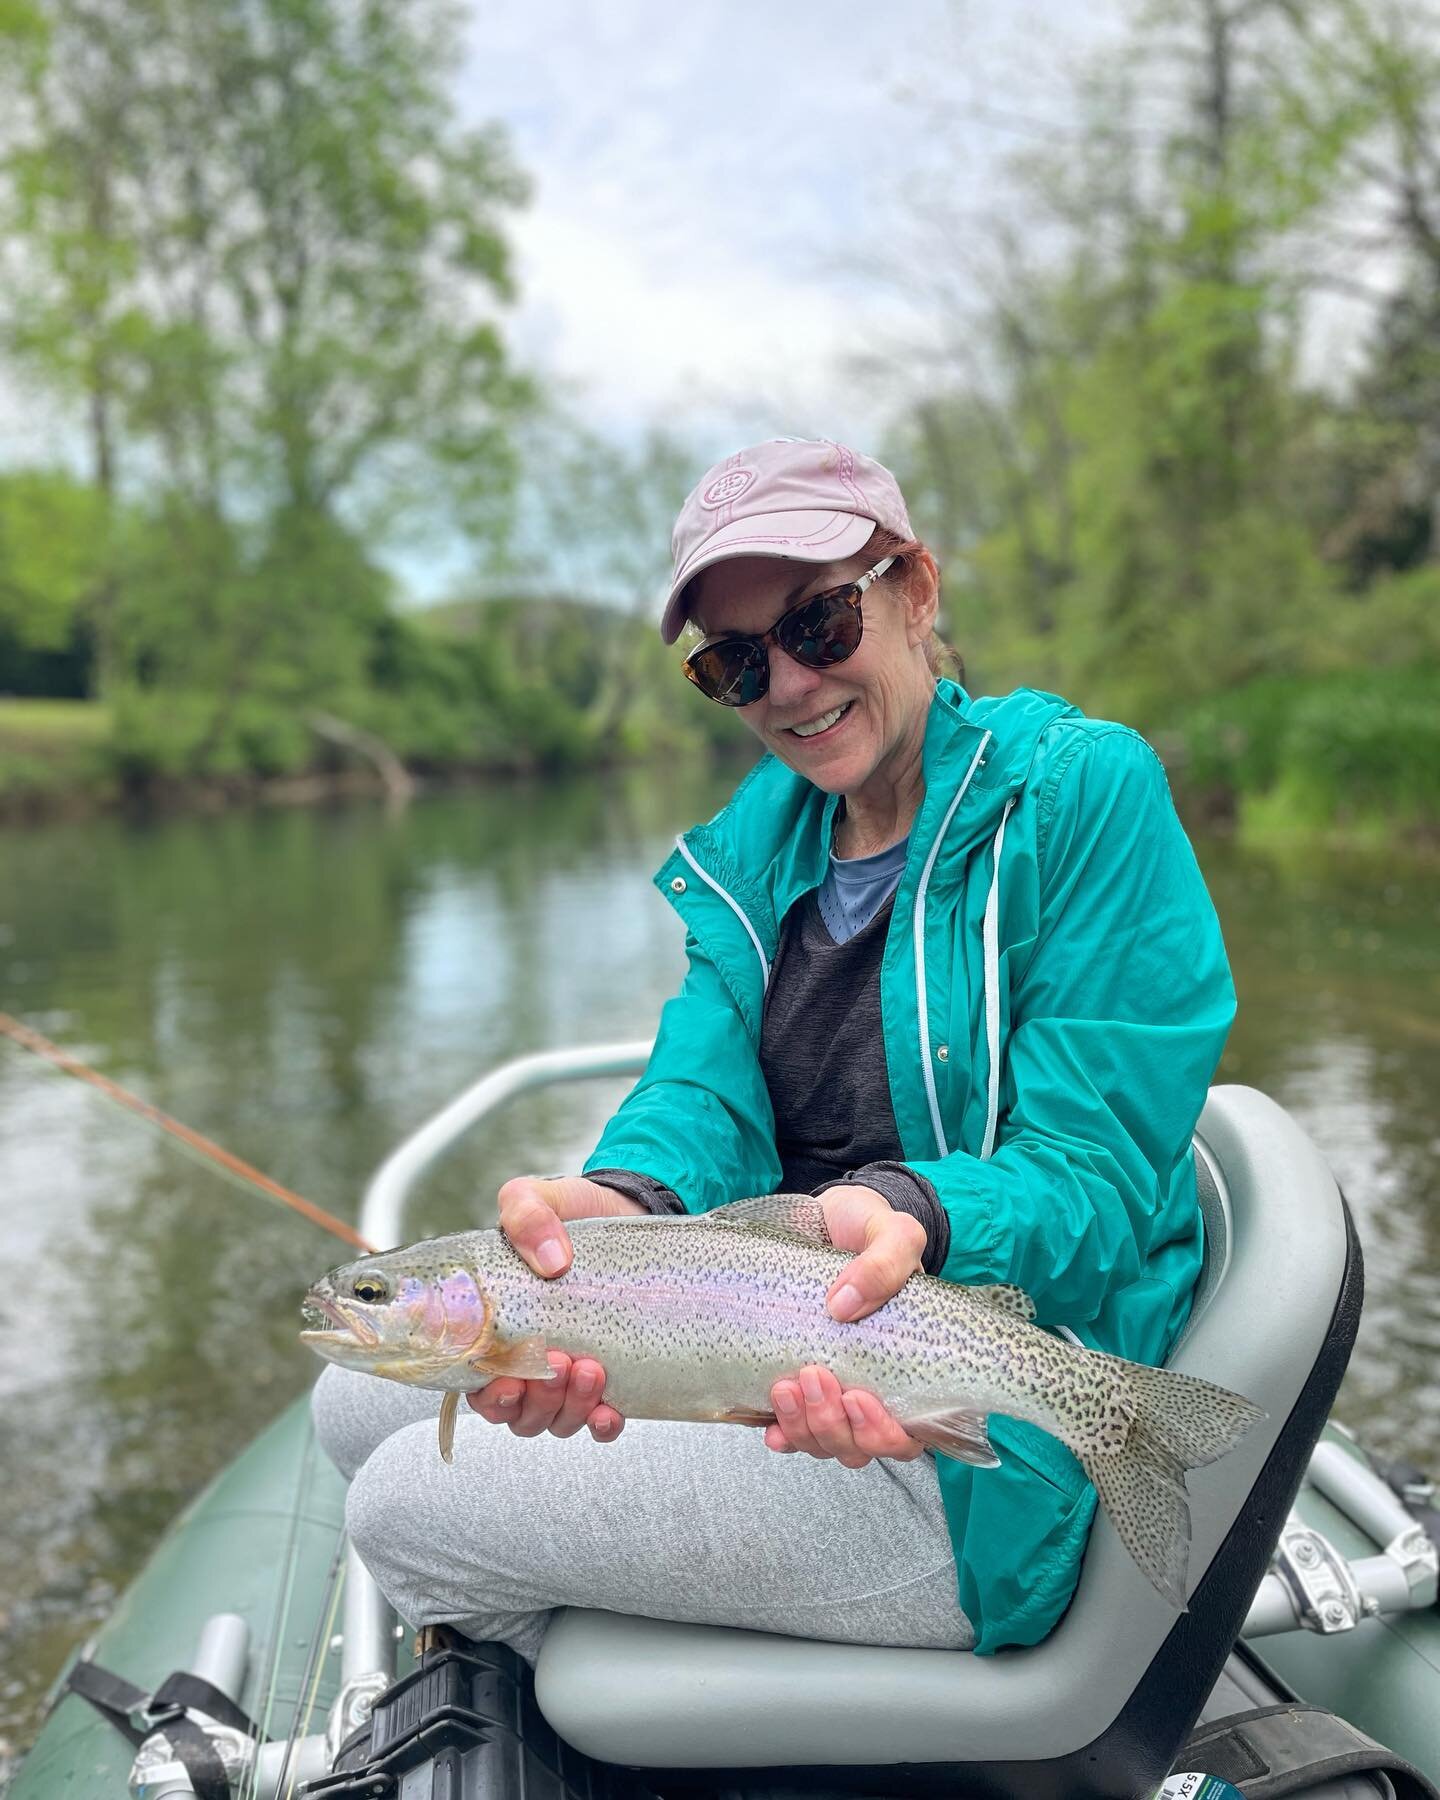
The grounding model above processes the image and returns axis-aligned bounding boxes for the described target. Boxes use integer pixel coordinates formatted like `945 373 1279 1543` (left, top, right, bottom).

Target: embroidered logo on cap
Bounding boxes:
700 467 756 508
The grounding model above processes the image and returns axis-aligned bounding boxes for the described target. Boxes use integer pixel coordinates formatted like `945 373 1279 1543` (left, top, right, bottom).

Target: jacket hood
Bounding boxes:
655 682 1080 1000
918 681 1077 856
678 683 1076 866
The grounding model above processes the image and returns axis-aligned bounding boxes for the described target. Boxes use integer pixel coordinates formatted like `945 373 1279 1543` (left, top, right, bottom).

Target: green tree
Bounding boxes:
0 469 111 655
0 0 531 748
515 417 701 739
881 0 1337 722
1263 0 1440 576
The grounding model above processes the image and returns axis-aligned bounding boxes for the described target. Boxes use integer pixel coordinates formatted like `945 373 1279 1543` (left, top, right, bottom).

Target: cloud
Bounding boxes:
456 0 977 444
506 204 899 442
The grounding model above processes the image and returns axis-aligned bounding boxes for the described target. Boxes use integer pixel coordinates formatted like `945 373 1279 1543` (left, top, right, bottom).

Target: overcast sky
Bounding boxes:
457 1 1129 455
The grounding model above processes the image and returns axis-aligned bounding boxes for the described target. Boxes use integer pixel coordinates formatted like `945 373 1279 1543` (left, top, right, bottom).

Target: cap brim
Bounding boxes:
660 510 875 644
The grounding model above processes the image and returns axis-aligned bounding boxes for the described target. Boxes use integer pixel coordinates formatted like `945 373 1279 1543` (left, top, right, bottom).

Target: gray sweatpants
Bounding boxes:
313 1366 974 1664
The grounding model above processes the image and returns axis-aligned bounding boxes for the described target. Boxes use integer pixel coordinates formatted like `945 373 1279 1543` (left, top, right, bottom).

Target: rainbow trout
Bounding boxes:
301 1193 1262 1607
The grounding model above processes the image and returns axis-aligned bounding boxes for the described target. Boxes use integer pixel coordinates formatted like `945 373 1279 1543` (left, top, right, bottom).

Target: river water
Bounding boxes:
1 769 1437 1751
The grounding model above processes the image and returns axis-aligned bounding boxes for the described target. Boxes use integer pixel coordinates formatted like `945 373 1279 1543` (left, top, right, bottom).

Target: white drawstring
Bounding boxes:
673 835 771 989
914 734 991 1160
980 794 1017 1162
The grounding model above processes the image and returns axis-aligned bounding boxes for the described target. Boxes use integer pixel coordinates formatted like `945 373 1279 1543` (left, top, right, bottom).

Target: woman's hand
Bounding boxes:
467 1175 644 1441
765 1184 927 1468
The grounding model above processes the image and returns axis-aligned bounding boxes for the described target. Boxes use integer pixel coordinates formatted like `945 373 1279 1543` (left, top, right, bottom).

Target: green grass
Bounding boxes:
0 699 111 751
0 700 113 804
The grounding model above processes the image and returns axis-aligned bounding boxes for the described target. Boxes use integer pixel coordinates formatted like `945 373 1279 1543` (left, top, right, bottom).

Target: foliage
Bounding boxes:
1172 666 1440 835
0 697 112 805
0 0 531 707
5 0 1440 828
0 469 111 653
881 0 1440 781
0 1 740 804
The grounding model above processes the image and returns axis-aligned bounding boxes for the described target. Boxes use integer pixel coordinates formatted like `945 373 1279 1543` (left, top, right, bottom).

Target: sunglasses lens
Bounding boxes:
686 640 768 707
777 589 862 667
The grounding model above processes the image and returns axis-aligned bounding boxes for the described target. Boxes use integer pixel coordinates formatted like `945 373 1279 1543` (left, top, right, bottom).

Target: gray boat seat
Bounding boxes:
535 1086 1363 1798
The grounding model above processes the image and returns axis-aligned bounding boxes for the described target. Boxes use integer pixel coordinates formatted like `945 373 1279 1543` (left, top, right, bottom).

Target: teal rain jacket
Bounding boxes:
585 681 1236 1652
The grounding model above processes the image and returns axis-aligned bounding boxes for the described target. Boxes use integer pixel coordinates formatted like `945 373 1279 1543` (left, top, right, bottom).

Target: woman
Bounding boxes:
316 437 1235 1659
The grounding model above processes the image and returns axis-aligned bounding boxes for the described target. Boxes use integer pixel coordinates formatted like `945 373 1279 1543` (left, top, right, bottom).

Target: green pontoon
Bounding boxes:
12 1052 1440 1799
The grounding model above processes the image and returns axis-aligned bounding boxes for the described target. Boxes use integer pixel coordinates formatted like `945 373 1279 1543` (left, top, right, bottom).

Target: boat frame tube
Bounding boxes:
1243 1441 1440 1638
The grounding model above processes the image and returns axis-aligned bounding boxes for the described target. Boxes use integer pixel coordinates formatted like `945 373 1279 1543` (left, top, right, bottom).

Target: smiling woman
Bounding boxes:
312 435 1237 1662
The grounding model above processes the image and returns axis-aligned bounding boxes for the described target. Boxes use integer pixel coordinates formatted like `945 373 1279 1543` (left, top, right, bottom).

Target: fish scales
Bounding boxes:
301 1196 1264 1609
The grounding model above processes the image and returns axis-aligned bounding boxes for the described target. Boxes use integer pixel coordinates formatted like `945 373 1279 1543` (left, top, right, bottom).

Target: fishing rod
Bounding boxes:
0 1010 375 1253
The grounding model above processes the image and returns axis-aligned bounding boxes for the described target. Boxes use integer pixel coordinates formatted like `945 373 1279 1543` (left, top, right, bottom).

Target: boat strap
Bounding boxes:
59 1654 265 1799
1182 1702 1440 1798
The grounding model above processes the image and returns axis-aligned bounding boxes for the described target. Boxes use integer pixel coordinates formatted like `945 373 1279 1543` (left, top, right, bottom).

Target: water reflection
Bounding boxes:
1206 837 1440 1457
0 780 1436 1748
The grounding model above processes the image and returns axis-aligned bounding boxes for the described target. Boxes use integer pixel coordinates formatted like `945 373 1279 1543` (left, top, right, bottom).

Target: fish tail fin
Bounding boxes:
1077 1364 1265 1610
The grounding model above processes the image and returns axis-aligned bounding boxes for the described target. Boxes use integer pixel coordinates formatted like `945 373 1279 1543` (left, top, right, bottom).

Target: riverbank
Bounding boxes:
0 701 114 820
5 670 1439 844
1165 665 1440 852
0 697 744 825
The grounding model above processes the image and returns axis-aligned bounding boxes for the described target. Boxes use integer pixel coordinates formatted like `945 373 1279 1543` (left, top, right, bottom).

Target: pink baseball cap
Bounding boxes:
660 437 914 644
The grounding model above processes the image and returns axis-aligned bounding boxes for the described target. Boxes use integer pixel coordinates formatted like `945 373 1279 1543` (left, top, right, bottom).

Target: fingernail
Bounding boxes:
496 1392 518 1410
842 1392 866 1427
535 1237 567 1276
829 1283 863 1321
774 1386 799 1415
801 1368 824 1405
573 1366 598 1396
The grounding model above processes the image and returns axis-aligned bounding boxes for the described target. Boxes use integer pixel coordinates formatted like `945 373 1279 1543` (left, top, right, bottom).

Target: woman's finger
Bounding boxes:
841 1389 925 1461
588 1405 625 1442
797 1365 872 1468
496 1178 574 1278
769 1376 825 1457
826 1208 926 1323
466 1376 525 1422
545 1357 608 1438
506 1351 571 1436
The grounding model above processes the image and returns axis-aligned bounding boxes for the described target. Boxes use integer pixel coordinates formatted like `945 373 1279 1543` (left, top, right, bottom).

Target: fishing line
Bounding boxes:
0 1011 374 1253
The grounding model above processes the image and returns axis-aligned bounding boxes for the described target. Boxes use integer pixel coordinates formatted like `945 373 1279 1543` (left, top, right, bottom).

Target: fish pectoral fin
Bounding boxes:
438 1391 460 1464
467 1333 554 1381
687 1403 777 1427
902 1407 1001 1467
707 1193 834 1248
966 1283 1037 1321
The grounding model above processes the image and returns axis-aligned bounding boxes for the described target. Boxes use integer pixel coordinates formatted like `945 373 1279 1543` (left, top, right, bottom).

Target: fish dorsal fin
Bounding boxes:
707 1192 834 1248
902 1406 1001 1467
967 1282 1037 1321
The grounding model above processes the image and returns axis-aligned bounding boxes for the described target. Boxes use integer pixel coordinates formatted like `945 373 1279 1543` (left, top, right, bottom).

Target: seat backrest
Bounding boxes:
535 1086 1363 1797
1185 1135 1232 1337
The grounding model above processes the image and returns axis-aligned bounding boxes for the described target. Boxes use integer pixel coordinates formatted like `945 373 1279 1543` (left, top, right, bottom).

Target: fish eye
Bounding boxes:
351 1272 390 1304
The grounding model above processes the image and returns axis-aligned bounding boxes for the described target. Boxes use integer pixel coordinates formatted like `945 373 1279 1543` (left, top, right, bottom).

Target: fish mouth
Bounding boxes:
300 1290 380 1349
